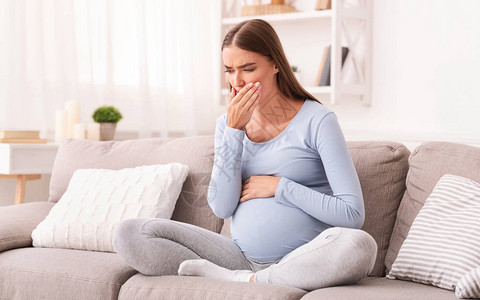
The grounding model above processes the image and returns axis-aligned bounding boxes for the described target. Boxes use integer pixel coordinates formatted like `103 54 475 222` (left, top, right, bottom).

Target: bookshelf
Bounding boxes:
214 0 372 113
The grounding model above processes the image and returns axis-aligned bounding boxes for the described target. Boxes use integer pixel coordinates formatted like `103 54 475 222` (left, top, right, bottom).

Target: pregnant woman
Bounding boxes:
113 19 377 291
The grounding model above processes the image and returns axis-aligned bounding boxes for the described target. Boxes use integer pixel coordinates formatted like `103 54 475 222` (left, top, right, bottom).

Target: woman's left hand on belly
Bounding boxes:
239 176 282 203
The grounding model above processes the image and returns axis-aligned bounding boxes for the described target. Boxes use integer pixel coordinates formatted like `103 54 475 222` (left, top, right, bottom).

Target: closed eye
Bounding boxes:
224 68 255 73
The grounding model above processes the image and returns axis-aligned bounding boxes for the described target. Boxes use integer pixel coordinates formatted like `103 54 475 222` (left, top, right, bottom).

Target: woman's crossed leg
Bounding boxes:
112 218 252 276
178 227 377 291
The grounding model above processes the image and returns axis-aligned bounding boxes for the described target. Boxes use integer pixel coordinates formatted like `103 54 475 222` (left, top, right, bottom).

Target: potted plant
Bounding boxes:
92 106 123 141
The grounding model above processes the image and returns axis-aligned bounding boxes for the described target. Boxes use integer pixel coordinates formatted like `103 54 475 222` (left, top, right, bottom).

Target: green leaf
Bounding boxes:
92 106 123 123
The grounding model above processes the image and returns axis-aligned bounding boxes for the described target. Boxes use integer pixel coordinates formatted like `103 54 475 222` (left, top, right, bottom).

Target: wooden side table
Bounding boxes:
0 143 58 205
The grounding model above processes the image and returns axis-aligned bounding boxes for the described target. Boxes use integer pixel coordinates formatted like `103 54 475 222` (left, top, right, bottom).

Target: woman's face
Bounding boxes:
222 46 278 96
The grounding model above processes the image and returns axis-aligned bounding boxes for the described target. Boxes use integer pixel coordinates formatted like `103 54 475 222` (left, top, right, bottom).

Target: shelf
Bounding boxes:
222 86 332 96
221 85 364 98
219 87 332 101
222 10 332 25
305 86 331 94
218 0 372 107
308 85 366 95
222 8 368 26
342 8 369 19
340 84 366 95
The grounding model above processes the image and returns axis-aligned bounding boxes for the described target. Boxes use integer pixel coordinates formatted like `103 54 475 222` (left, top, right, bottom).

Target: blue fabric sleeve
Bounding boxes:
273 112 365 229
207 116 245 219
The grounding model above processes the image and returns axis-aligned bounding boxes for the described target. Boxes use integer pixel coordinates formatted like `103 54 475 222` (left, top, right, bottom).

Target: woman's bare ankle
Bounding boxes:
249 274 255 282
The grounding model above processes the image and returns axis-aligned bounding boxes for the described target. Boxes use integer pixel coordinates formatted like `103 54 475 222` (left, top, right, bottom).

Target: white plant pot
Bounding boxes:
99 123 117 141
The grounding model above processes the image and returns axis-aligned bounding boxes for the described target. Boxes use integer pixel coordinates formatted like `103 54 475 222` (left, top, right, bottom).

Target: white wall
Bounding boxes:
334 0 480 149
1 0 479 206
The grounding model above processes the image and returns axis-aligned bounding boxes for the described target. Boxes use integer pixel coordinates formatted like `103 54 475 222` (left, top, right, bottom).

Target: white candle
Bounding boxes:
65 100 81 138
87 123 100 141
73 123 86 139
55 110 68 144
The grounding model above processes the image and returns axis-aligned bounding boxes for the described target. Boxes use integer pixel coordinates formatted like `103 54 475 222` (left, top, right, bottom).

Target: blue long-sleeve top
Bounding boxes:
207 99 364 262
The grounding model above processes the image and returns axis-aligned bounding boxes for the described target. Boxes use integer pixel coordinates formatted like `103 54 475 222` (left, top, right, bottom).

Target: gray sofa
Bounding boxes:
1 135 479 299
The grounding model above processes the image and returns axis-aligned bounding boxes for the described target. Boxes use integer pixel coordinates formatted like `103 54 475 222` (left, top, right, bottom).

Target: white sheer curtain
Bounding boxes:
0 0 220 138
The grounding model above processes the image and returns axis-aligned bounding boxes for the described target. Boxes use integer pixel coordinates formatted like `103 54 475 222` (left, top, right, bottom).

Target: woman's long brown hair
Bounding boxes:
222 19 321 104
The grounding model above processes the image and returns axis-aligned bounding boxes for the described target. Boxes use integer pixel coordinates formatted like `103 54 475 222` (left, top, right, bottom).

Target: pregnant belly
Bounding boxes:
231 197 329 262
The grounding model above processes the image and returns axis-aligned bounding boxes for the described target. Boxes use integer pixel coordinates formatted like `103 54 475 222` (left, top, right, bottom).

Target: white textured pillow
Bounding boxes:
456 267 480 299
32 163 189 252
387 174 480 292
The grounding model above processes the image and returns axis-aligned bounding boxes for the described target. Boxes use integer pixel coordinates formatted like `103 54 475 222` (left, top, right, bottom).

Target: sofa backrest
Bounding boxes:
49 137 415 277
221 141 410 277
385 141 480 274
48 136 223 233
348 141 410 276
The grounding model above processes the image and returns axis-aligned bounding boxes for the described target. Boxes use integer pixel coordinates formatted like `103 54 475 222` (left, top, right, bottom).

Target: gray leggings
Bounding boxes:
112 218 377 291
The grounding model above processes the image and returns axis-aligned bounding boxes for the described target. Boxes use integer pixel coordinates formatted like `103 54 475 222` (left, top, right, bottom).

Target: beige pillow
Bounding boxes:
32 163 189 252
387 174 480 291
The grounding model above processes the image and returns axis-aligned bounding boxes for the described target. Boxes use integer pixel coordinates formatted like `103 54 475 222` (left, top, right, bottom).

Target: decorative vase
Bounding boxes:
99 123 117 141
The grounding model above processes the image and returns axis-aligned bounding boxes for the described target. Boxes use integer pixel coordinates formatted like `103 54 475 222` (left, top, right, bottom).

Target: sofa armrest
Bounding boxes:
0 201 55 253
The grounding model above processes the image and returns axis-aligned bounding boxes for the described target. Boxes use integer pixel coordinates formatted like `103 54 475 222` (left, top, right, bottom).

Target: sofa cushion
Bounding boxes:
220 141 410 277
0 247 137 300
300 277 457 300
0 202 55 253
48 136 222 233
33 163 188 253
347 141 410 277
385 142 480 273
118 274 307 300
387 174 480 291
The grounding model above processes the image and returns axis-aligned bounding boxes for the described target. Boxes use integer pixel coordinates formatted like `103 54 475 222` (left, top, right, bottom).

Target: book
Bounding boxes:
0 130 40 139
318 46 331 86
0 138 47 144
315 46 329 86
315 0 331 10
318 46 349 86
